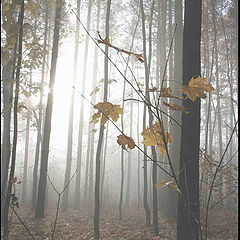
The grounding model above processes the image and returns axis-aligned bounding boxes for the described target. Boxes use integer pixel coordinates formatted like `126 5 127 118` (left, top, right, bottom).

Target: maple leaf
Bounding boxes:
117 135 135 150
163 102 190 114
180 76 214 101
91 102 123 125
141 121 173 156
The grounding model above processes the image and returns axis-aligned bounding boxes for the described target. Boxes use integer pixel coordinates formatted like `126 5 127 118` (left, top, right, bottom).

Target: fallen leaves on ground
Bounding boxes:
6 208 237 240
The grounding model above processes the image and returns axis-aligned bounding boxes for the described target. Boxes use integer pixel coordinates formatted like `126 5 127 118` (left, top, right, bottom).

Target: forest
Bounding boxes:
1 0 238 239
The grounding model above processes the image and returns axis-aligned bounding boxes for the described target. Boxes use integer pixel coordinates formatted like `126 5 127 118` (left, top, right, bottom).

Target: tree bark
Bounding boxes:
94 0 111 238
177 0 202 239
3 1 24 236
35 0 63 218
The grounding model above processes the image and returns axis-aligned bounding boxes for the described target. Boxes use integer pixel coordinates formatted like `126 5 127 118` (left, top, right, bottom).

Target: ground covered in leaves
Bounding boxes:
3 208 237 239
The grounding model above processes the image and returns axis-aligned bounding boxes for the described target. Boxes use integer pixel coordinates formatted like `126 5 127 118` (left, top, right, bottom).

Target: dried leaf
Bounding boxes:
141 121 173 156
163 102 190 114
91 102 123 125
91 129 97 133
180 77 214 101
117 135 135 150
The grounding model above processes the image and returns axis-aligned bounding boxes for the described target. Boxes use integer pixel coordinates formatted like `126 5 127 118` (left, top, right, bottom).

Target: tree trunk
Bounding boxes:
94 0 111 238
31 1 49 210
35 0 63 218
177 0 202 239
3 1 24 236
83 0 101 212
62 0 81 212
167 0 183 219
1 3 18 223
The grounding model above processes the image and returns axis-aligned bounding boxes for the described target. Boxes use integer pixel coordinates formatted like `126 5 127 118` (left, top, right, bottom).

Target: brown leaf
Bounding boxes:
181 77 214 101
117 135 135 150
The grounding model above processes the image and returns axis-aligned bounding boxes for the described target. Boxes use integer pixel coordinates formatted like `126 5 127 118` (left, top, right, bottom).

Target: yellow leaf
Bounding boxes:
91 129 97 133
141 121 173 157
117 135 135 150
163 102 190 114
91 102 123 125
181 76 214 101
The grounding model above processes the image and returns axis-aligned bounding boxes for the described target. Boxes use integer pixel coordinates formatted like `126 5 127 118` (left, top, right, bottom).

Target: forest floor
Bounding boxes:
3 208 238 239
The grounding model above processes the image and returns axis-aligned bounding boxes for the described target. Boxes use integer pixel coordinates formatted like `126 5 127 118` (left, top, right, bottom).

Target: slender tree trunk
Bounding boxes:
63 0 81 212
177 0 202 239
22 84 31 206
167 0 183 219
211 0 223 197
125 86 133 207
84 1 101 212
69 0 92 213
140 0 157 230
100 122 109 204
1 4 18 223
31 2 49 210
157 0 167 214
3 1 24 236
94 1 111 238
35 0 63 218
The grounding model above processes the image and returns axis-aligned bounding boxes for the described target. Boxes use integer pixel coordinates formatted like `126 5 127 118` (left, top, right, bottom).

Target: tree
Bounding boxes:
94 0 111 238
61 0 81 212
32 0 49 210
3 0 24 237
177 0 202 239
167 0 183 219
35 0 64 218
1 0 19 222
